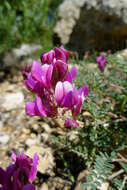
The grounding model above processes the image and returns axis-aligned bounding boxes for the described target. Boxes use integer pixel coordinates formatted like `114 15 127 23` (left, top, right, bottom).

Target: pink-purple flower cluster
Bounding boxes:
96 55 107 72
23 45 89 127
0 152 39 190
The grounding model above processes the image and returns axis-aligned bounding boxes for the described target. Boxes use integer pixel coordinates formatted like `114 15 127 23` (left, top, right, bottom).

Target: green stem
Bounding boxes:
121 95 127 113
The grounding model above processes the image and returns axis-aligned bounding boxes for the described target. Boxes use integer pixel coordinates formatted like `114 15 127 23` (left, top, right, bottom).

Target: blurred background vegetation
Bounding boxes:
0 0 63 60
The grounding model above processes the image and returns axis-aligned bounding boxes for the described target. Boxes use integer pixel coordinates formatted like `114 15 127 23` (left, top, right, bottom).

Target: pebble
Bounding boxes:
41 183 49 190
26 146 55 176
30 133 36 138
32 124 39 131
0 134 10 144
40 133 49 143
42 123 52 134
1 92 24 111
25 138 37 147
22 128 30 135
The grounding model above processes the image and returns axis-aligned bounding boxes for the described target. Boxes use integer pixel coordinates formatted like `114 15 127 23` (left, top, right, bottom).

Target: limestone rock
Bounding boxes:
25 138 37 147
0 134 10 145
2 43 42 72
1 92 24 111
67 130 79 142
12 44 42 58
54 0 127 55
26 146 55 176
41 183 49 190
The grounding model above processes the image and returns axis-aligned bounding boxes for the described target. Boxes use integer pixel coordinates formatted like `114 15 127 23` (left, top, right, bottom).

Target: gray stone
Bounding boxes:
1 92 24 111
12 44 42 58
2 43 42 72
25 138 37 147
67 130 79 142
54 0 127 55
42 123 52 134
26 146 55 176
0 134 10 145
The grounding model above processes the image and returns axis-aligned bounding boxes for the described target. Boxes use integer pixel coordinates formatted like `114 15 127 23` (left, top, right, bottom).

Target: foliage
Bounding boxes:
52 53 127 187
0 0 62 59
82 152 127 190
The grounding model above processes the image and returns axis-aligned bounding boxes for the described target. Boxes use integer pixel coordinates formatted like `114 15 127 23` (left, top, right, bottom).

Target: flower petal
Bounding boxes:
29 153 39 183
35 96 47 116
31 61 43 83
53 60 68 82
46 64 53 88
64 66 77 83
60 45 69 61
61 91 73 108
54 47 67 62
22 184 36 190
0 168 6 185
12 152 17 163
41 50 55 64
65 119 79 128
70 66 77 81
55 81 64 105
24 73 43 95
63 81 73 95
25 102 36 116
78 85 89 100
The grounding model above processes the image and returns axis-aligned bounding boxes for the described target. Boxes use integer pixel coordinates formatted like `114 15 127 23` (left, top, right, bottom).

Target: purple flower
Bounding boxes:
96 56 107 72
55 81 89 118
22 184 36 190
0 152 39 190
40 45 69 64
64 66 77 83
54 45 69 63
26 96 57 117
51 59 68 87
65 118 79 128
24 73 43 96
40 50 55 64
22 64 32 80
23 46 89 127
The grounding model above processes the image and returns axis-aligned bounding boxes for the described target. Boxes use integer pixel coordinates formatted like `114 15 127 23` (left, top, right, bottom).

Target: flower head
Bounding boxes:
40 45 69 64
96 56 107 72
0 152 39 190
23 45 89 127
55 81 89 118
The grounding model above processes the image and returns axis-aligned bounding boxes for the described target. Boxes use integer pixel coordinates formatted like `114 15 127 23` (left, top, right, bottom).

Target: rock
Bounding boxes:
1 92 24 111
39 133 50 143
2 43 42 72
54 0 127 55
116 48 127 60
22 128 31 135
48 177 72 190
82 111 94 126
74 170 89 190
0 134 10 145
26 146 55 176
67 130 79 142
41 123 52 134
12 44 42 58
41 183 49 190
25 138 37 147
